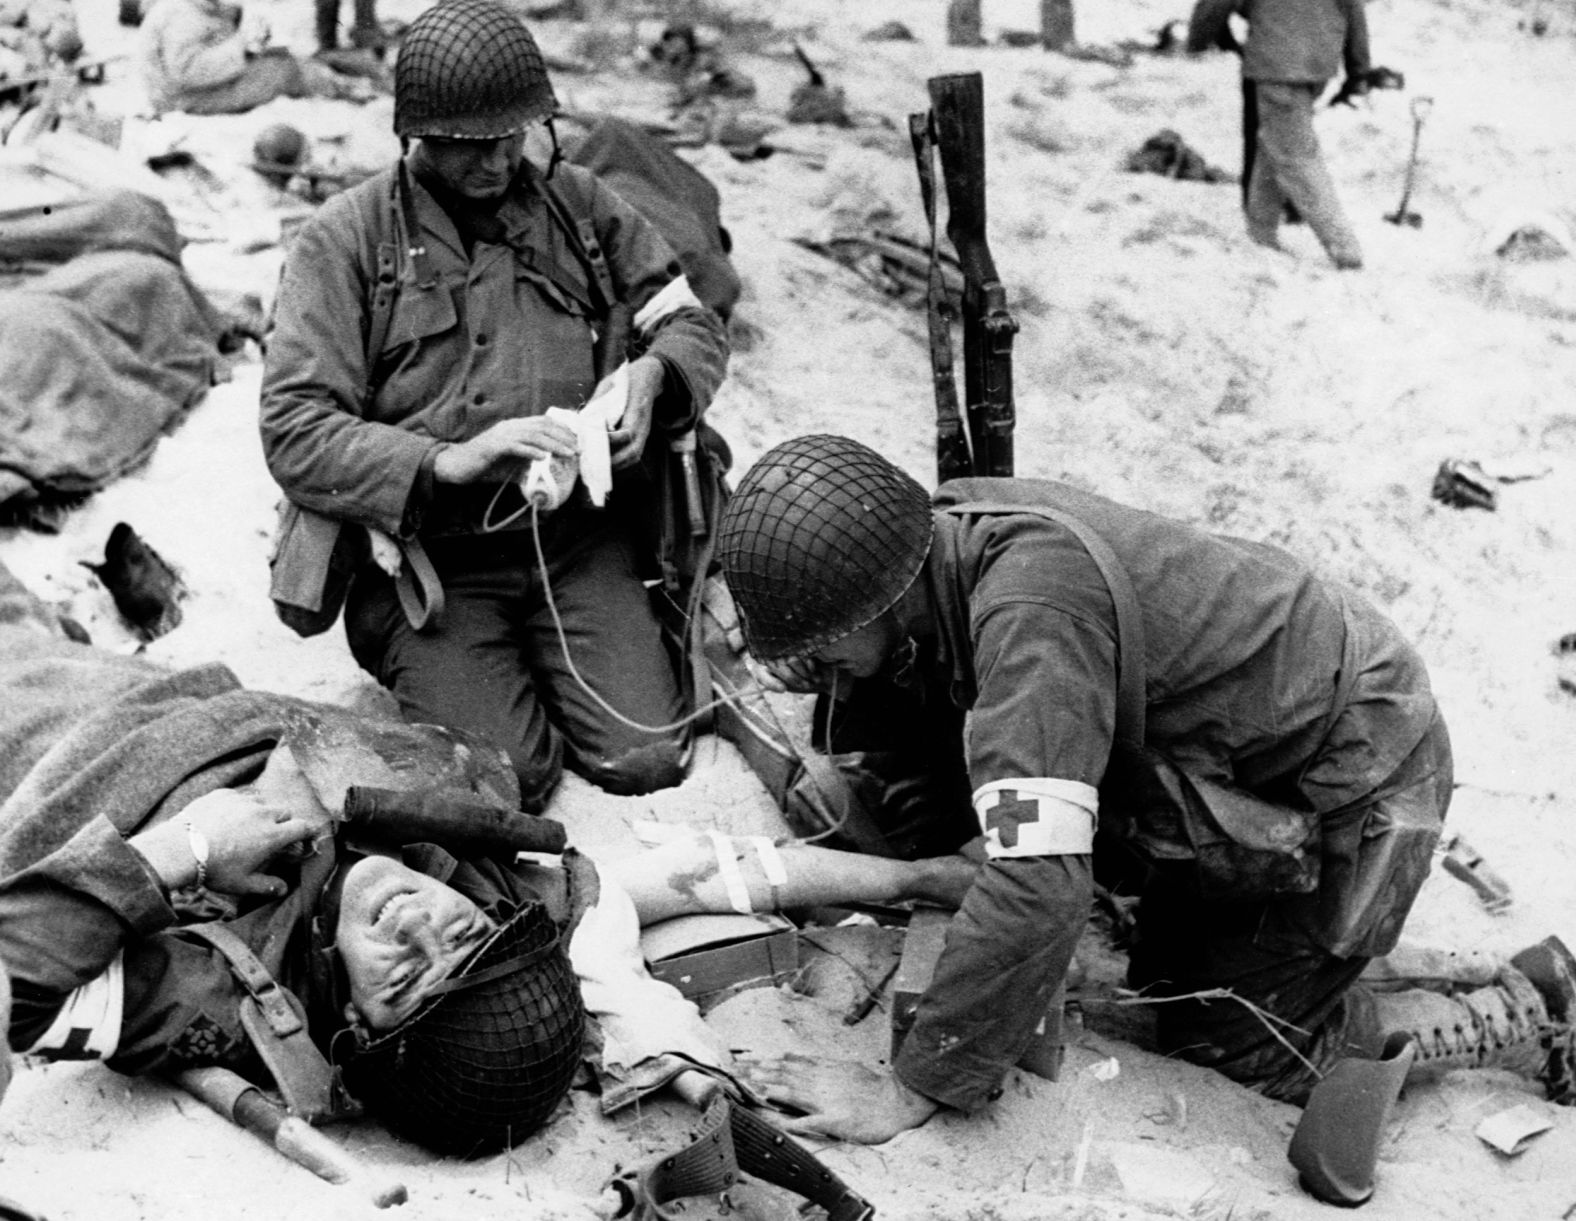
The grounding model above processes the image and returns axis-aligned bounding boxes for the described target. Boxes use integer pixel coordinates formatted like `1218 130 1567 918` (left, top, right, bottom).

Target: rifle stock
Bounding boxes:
925 72 1018 479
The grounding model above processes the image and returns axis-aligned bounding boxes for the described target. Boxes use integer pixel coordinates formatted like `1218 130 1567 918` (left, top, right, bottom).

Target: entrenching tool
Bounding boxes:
1385 96 1433 227
176 1067 408 1208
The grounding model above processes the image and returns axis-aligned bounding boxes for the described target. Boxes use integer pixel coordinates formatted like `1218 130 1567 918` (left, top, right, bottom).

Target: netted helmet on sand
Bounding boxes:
394 0 558 140
717 434 935 661
342 900 584 1156
252 123 308 180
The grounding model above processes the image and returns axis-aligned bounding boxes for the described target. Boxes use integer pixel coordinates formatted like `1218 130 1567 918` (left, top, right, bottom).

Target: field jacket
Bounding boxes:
260 158 728 544
891 478 1443 1111
1188 0 1371 84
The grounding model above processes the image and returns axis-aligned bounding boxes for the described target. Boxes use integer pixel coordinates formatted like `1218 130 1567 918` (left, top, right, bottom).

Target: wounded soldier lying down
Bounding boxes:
0 599 972 1155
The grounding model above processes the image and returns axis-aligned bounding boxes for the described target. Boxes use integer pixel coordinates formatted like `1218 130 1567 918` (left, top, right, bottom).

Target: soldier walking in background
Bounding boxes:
1188 0 1372 269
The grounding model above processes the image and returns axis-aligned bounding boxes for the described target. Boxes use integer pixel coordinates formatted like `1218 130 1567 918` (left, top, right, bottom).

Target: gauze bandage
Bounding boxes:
973 778 1098 859
575 363 628 506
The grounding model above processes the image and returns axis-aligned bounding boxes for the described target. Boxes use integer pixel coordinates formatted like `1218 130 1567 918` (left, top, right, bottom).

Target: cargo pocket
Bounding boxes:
1102 745 1321 901
367 280 457 388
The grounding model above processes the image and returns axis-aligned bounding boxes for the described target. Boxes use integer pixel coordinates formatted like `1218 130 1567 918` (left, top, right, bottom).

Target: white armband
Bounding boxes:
973 779 1099 859
23 950 125 1060
633 274 706 334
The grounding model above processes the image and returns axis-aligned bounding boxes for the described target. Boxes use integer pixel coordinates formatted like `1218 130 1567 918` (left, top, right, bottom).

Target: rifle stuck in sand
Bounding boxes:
909 72 1018 482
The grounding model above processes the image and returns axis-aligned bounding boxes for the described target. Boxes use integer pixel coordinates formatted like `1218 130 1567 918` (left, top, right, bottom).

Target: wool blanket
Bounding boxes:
0 190 224 528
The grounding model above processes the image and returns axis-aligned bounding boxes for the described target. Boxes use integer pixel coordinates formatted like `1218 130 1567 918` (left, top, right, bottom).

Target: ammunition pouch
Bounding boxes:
268 502 444 637
268 501 365 639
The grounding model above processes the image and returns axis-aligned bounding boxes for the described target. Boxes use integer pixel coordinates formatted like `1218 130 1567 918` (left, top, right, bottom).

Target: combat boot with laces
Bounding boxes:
1376 957 1574 1103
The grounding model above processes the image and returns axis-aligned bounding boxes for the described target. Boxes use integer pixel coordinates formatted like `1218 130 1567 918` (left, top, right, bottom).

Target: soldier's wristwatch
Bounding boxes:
183 817 210 891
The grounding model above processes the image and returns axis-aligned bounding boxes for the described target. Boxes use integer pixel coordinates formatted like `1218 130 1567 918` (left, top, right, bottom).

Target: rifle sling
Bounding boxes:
909 110 969 481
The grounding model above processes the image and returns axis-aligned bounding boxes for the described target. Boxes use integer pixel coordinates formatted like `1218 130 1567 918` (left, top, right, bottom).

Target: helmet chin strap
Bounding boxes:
886 633 922 691
543 115 562 179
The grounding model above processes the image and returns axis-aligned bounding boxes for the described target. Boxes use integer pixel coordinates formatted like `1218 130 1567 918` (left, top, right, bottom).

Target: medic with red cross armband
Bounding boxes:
710 435 1566 1147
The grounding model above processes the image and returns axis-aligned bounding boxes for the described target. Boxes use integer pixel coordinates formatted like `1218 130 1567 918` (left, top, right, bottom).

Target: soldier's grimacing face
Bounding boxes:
417 133 528 200
336 856 496 1031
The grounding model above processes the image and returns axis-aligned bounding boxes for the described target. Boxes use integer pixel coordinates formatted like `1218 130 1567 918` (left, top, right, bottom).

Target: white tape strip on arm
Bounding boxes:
633 274 705 335
23 950 125 1060
750 837 788 887
707 830 754 914
973 778 1099 859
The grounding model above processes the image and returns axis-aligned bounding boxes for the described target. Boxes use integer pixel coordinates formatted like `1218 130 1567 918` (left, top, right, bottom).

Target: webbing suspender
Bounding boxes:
184 922 344 1122
943 502 1147 748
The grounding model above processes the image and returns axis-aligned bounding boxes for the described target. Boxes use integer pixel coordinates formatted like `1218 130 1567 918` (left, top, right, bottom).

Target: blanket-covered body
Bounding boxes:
0 191 222 528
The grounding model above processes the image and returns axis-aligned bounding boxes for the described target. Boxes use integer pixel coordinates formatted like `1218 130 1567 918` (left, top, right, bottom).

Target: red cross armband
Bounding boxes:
22 950 126 1061
972 779 1098 859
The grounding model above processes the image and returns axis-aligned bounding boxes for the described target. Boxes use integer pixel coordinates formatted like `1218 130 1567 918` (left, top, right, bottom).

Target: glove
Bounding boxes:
1329 66 1405 108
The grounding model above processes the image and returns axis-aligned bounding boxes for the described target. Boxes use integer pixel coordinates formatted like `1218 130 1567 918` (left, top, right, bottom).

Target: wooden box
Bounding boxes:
641 912 800 1010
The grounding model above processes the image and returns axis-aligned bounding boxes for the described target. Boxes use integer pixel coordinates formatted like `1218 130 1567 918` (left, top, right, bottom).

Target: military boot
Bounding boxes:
1511 935 1576 1101
1375 955 1575 1103
1362 943 1501 992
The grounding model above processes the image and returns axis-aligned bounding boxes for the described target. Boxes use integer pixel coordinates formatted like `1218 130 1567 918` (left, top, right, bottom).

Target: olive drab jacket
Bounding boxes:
890 478 1447 1111
1187 0 1371 85
259 157 729 545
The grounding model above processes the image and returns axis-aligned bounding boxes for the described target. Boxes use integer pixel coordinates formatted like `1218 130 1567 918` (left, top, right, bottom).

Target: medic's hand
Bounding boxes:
606 355 664 471
433 416 578 485
735 1052 939 1144
131 788 320 899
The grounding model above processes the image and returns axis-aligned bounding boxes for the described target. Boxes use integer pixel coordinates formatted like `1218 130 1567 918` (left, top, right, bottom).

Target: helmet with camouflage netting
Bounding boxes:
342 899 584 1156
394 0 558 140
717 434 935 661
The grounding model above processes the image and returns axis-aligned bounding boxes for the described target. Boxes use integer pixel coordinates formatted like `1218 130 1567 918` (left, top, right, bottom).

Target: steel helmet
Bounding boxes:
394 0 559 140
342 899 585 1156
252 123 309 187
717 434 935 661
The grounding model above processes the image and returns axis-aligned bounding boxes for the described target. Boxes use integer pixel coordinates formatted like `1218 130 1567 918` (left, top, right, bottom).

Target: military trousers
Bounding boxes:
345 514 687 810
1245 80 1363 269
